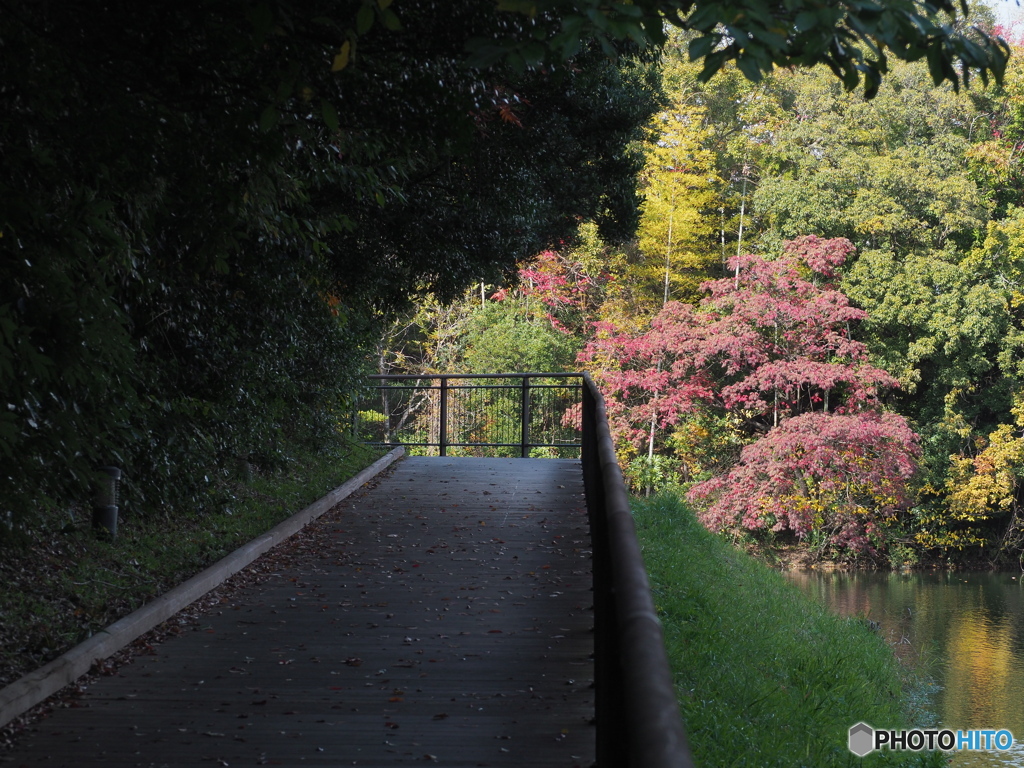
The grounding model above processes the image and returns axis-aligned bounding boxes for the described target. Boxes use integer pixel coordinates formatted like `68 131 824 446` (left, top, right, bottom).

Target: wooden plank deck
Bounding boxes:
4 457 594 767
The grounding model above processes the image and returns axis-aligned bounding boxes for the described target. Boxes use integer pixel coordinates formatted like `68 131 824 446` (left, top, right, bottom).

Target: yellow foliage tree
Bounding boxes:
636 98 719 306
921 397 1024 554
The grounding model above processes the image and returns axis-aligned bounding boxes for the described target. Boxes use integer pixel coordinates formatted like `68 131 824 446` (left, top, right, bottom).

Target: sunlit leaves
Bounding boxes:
636 98 720 304
917 393 1024 552
321 100 340 132
752 61 991 252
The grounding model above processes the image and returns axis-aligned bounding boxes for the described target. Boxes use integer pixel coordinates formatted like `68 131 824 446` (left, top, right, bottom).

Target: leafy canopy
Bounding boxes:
476 0 1010 98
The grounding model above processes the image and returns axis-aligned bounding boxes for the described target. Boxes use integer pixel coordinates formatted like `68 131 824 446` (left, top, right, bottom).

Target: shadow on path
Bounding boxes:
5 457 594 767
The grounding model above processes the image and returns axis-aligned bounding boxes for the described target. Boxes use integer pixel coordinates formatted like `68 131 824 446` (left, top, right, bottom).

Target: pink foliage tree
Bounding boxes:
688 411 919 551
581 235 920 553
502 249 602 336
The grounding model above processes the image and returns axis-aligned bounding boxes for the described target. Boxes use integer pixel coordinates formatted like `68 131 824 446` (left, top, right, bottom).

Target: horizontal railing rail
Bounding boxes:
356 373 583 457
582 372 694 768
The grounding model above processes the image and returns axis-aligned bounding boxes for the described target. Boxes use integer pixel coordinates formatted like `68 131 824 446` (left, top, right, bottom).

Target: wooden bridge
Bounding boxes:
1 376 691 767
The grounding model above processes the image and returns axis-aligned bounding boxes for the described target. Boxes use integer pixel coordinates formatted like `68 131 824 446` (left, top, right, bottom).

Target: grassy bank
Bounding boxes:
633 492 941 767
0 439 383 691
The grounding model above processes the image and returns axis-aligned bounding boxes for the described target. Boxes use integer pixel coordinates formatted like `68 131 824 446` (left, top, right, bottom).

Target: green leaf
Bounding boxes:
697 50 729 81
356 3 374 34
926 43 945 86
259 105 279 132
521 41 546 67
795 11 817 31
507 50 527 74
735 53 764 82
321 100 340 132
748 25 787 50
688 34 717 61
381 8 401 31
585 7 609 32
688 4 726 31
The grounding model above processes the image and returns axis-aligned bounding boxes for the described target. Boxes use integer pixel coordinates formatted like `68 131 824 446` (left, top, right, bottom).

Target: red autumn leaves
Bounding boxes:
583 236 920 552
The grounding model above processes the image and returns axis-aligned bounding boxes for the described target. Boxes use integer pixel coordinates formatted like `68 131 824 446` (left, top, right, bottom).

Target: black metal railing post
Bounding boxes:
520 375 531 458
439 376 448 457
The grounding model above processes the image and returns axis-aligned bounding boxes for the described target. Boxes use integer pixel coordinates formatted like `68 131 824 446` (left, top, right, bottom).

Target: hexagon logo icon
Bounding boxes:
849 722 875 757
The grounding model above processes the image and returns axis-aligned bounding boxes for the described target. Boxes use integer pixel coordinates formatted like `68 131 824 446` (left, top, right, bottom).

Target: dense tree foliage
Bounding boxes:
574 27 1024 561
378 248 599 378
635 95 720 305
420 22 1024 562
0 1 659 530
487 0 1010 98
581 237 921 554
2 0 1017 552
740 51 1024 557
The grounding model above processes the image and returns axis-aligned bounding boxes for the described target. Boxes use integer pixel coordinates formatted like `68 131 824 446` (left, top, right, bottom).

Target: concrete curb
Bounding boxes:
0 446 405 730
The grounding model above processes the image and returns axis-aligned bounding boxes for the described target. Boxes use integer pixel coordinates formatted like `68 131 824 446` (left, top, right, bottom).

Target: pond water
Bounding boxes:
786 571 1024 767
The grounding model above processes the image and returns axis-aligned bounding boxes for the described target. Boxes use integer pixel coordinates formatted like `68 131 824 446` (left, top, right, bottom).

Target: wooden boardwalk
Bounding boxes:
4 457 594 767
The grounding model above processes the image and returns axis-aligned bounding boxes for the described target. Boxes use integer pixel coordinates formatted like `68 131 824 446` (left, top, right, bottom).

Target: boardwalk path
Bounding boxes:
6 458 594 767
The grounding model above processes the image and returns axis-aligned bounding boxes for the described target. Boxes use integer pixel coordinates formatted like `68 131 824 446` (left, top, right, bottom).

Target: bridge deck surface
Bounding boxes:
4 457 594 767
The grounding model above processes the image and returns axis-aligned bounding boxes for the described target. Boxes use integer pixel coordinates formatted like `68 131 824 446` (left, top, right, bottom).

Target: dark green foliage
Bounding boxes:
0 1 660 531
8 0 993 535
324 13 661 307
474 0 1009 99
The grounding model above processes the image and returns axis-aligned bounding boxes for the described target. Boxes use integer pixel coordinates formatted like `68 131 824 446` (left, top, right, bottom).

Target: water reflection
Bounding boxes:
786 571 1024 767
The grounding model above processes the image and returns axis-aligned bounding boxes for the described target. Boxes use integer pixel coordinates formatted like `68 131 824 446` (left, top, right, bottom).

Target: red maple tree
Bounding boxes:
582 236 920 553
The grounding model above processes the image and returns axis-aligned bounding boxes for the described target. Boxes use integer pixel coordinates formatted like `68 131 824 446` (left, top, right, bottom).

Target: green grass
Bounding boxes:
0 438 383 689
632 492 943 768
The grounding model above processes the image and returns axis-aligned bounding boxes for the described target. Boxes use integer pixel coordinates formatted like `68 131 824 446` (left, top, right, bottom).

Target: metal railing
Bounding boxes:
357 370 693 766
356 373 583 457
582 372 694 768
